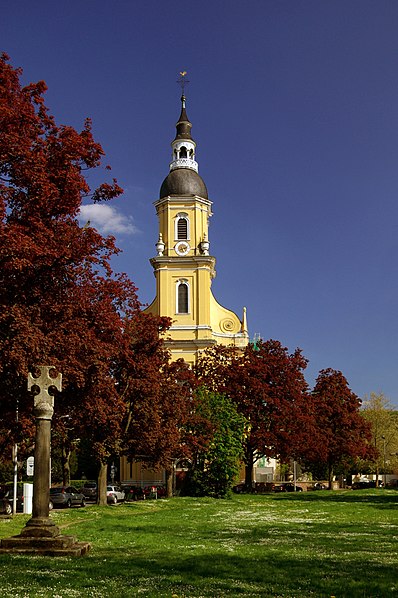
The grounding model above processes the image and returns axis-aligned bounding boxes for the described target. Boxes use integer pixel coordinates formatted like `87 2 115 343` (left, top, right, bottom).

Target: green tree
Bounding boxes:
362 393 398 485
184 388 247 498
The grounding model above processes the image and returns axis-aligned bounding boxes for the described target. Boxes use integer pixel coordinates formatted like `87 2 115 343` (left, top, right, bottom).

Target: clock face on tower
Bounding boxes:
175 241 190 256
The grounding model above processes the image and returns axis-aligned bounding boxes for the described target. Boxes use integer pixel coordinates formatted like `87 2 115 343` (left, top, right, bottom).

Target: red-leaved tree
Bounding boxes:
117 311 197 496
0 54 167 502
197 340 311 488
310 369 374 488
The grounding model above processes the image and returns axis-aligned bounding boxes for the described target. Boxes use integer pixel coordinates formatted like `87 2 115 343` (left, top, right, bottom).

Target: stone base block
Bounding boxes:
0 533 91 556
21 519 60 538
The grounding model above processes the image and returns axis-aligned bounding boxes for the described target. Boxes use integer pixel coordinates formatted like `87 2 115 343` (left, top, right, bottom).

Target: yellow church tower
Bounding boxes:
145 91 248 363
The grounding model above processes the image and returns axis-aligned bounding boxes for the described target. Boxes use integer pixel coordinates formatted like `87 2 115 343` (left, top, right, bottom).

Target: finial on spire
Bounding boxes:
177 71 190 100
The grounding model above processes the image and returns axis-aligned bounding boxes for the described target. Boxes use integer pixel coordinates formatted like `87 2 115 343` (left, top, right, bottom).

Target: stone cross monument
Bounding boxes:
0 365 90 556
25 365 62 533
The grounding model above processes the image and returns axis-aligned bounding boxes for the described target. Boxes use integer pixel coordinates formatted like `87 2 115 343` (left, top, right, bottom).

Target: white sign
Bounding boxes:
26 456 34 476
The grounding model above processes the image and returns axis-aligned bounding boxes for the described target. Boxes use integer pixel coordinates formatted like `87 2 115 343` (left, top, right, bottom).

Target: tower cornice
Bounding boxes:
150 255 216 269
154 194 212 209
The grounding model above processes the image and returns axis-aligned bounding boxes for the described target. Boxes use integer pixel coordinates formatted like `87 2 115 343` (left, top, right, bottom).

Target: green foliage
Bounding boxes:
184 388 246 498
362 392 398 475
0 459 13 485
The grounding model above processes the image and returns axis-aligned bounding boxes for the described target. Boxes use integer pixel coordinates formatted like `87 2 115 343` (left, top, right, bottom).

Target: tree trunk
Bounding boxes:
62 445 71 486
328 465 334 490
244 446 255 491
98 462 108 505
165 466 173 498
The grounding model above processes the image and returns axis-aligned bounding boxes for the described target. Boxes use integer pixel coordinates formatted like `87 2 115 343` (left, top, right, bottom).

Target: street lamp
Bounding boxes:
12 399 19 514
381 436 386 488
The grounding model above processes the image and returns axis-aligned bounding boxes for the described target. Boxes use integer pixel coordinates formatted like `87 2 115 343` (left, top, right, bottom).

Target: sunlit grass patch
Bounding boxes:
0 490 397 596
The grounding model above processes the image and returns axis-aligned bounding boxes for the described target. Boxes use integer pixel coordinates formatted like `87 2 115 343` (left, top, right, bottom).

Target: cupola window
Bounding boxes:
177 280 189 314
179 146 187 159
175 213 189 240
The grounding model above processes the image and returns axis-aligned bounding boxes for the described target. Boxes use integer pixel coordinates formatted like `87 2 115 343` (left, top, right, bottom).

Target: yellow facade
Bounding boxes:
144 95 248 363
120 94 248 484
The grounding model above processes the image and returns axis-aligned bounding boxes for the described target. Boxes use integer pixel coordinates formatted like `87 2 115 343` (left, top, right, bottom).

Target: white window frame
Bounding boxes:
175 212 190 241
176 279 190 314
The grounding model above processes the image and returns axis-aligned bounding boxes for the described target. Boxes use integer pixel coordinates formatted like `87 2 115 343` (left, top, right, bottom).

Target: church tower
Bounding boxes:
145 92 248 363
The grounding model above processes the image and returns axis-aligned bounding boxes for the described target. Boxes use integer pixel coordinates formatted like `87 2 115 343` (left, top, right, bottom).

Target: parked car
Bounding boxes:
352 480 383 490
0 487 12 515
313 482 327 490
123 485 144 501
106 485 125 504
255 482 275 493
232 483 246 494
2 481 33 512
81 481 98 501
49 486 86 508
275 483 303 492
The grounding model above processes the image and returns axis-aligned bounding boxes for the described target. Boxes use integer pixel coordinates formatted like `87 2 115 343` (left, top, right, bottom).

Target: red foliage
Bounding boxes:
197 339 311 486
119 311 197 469
309 368 374 482
0 54 162 467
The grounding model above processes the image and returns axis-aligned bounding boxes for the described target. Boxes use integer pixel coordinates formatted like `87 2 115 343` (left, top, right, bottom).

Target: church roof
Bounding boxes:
159 168 208 199
160 92 208 199
174 95 193 141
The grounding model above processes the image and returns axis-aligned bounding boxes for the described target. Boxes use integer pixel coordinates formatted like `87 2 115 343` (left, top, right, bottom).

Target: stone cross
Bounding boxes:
20 365 63 534
28 366 62 420
0 364 89 553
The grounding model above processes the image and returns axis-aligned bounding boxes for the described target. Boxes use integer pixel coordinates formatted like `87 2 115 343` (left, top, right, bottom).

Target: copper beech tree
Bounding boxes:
116 311 197 498
309 369 374 488
0 54 175 501
196 340 312 489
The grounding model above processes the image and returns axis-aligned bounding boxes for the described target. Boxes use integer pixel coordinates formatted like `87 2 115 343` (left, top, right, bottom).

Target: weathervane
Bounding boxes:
177 71 190 96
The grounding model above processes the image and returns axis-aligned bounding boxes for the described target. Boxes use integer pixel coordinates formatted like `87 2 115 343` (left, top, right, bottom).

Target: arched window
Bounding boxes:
177 281 189 314
175 213 189 240
177 217 188 239
179 146 187 159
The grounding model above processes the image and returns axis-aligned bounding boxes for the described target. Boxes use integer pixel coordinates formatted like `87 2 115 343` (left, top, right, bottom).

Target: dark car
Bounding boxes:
1 482 52 512
81 481 98 501
3 482 28 512
255 482 275 493
276 483 303 492
352 480 383 490
0 489 12 515
232 483 246 494
313 482 327 490
49 486 86 508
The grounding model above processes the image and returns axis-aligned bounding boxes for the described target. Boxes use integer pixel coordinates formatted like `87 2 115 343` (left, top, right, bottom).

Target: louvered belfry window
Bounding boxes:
178 282 189 313
177 217 188 240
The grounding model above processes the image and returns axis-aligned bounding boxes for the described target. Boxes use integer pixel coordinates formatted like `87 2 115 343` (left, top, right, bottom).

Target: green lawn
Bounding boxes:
0 490 397 597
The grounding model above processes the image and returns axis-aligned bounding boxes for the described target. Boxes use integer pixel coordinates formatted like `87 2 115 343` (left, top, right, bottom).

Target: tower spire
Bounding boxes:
177 70 190 96
169 71 198 173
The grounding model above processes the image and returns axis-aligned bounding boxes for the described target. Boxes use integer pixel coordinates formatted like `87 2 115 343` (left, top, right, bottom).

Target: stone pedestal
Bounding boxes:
0 366 90 557
0 509 90 556
0 533 91 556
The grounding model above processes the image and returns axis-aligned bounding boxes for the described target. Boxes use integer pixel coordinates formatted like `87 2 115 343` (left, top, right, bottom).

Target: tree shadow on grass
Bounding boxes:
3 543 391 597
270 490 398 509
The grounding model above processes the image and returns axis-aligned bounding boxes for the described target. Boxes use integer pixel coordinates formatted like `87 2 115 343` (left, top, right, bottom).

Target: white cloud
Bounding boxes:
79 204 139 235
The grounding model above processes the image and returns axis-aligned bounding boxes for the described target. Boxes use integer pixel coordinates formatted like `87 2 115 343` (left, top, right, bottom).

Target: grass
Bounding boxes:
0 489 397 597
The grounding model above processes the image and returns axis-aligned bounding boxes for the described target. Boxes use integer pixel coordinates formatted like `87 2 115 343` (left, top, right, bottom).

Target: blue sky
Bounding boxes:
2 1 398 405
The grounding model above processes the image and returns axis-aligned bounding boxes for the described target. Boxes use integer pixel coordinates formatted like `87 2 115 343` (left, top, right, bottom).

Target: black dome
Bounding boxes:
160 168 208 199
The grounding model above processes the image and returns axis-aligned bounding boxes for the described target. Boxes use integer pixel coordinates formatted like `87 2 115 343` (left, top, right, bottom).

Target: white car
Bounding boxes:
106 485 125 504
